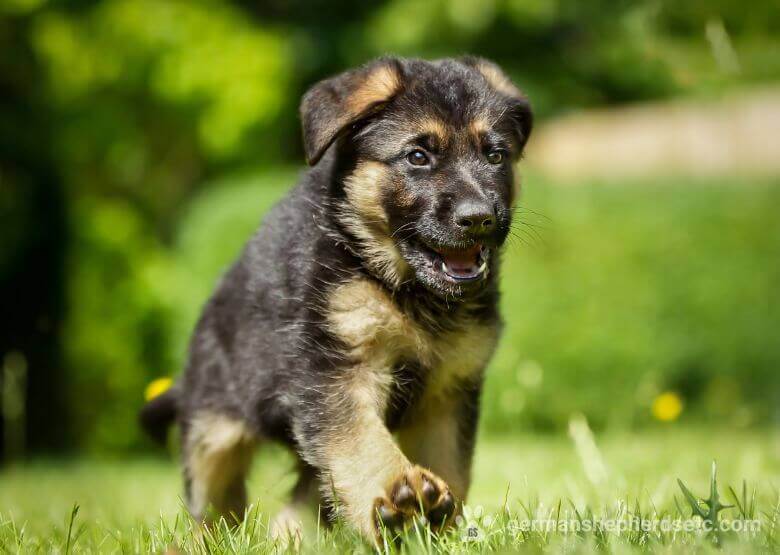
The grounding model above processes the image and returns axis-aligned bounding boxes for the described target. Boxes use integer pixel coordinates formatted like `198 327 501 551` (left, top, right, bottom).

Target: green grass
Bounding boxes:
1 427 778 552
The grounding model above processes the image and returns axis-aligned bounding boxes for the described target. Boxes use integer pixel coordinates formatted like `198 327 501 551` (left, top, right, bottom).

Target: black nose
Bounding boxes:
453 200 496 235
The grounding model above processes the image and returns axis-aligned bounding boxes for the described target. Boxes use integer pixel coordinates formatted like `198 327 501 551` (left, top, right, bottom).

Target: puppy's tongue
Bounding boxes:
440 244 483 278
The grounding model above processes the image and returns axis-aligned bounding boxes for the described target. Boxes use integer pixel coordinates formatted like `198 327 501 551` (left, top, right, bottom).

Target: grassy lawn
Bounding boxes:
1 427 778 553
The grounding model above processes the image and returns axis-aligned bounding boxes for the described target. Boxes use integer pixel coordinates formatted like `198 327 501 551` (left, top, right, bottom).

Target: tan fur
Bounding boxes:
475 60 523 98
416 117 450 145
342 161 389 229
328 278 497 397
322 278 498 534
397 397 468 499
428 323 498 397
339 161 411 288
186 412 256 520
469 117 491 142
346 64 402 117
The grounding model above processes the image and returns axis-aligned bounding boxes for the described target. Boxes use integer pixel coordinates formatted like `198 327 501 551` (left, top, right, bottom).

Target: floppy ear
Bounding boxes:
461 57 533 152
300 58 404 165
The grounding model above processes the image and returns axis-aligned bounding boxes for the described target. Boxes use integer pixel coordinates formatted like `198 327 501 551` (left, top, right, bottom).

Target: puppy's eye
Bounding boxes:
406 149 430 166
486 150 504 164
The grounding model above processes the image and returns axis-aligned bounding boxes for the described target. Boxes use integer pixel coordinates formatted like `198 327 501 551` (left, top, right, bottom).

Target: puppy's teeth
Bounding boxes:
478 261 487 274
442 261 450 273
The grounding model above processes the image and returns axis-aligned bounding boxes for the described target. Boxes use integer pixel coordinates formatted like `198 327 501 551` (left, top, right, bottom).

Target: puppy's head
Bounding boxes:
301 57 532 299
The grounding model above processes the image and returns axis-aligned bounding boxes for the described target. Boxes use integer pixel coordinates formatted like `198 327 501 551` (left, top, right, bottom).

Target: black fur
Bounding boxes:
139 387 178 444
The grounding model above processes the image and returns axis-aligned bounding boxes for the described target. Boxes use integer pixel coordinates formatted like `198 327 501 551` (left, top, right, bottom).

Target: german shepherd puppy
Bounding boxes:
140 56 532 541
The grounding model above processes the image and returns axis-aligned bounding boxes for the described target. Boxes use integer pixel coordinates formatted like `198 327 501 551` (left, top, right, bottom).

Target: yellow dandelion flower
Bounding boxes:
652 391 683 422
144 377 173 402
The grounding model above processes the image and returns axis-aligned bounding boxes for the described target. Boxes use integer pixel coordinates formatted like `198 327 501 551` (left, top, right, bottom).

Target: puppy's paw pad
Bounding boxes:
372 466 457 535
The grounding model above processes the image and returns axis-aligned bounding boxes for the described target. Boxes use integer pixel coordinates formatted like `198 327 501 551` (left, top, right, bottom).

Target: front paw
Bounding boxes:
373 466 457 536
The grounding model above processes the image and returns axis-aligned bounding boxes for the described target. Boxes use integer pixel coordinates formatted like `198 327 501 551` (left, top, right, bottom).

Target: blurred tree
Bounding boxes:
0 8 68 460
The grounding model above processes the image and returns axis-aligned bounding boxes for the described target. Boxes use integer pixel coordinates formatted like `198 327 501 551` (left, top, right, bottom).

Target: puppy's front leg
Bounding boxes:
398 383 482 502
296 370 456 539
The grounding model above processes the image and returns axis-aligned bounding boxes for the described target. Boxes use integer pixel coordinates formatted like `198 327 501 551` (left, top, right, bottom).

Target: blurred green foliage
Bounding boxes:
487 177 780 433
1 0 779 452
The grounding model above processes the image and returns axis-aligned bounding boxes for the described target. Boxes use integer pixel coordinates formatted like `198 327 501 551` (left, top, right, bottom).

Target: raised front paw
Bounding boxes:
373 466 457 536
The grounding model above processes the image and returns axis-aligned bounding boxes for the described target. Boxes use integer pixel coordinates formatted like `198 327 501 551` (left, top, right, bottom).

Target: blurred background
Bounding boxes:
1 0 779 462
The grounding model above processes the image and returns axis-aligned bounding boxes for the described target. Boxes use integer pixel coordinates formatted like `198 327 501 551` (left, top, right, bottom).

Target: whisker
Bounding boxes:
512 204 552 222
511 222 545 245
391 221 416 238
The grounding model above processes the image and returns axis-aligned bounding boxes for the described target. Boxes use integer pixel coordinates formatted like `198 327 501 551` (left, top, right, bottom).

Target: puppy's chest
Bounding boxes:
326 279 498 399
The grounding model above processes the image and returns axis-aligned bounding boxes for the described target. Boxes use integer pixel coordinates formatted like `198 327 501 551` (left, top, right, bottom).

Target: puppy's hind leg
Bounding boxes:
183 412 256 523
270 461 320 545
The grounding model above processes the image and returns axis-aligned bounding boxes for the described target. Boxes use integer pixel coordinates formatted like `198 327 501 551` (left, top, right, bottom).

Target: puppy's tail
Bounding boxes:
139 386 179 444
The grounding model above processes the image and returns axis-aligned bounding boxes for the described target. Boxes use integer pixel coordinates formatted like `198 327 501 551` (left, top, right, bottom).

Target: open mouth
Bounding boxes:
397 235 494 296
432 244 489 282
